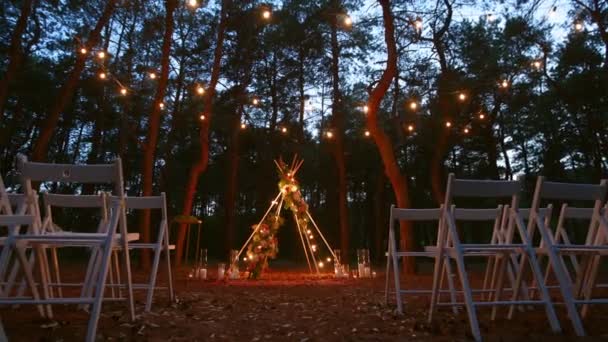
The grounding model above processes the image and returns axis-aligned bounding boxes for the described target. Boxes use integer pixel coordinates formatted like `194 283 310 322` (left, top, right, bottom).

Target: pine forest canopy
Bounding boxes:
0 0 607 266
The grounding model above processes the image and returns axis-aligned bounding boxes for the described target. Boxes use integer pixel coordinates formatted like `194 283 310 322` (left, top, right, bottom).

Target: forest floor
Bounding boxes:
3 266 608 341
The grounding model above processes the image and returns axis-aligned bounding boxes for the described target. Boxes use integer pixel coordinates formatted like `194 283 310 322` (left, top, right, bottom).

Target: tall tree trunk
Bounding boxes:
0 0 34 121
31 0 117 162
138 0 177 270
329 8 350 257
176 0 230 267
366 0 414 274
224 105 242 256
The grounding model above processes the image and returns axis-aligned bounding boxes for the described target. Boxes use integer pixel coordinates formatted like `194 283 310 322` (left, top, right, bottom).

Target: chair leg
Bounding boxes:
491 255 508 321
580 254 601 318
80 247 100 310
113 252 122 298
14 245 45 318
34 246 53 319
164 235 174 303
384 237 391 306
548 250 586 336
145 246 163 312
482 255 496 301
444 257 459 314
452 250 481 341
85 242 114 342
389 226 403 314
428 253 444 323
50 248 63 298
526 250 561 333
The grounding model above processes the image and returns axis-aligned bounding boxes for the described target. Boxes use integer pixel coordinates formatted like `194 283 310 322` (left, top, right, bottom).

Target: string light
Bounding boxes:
318 261 324 268
574 21 584 32
120 88 127 95
240 122 246 129
308 234 314 239
407 124 415 132
199 114 206 121
501 79 509 88
363 105 369 113
97 51 106 59
445 121 452 128
196 86 205 95
532 60 542 69
98 72 107 80
80 47 88 55
306 229 311 234
326 131 334 139
243 256 248 261
458 93 467 101
326 257 331 262
479 113 485 120
464 127 470 134
252 98 259 105
149 72 157 80
364 130 370 137
262 9 271 20
409 101 418 110
159 102 165 109
281 126 287 134
343 15 353 26
187 0 198 7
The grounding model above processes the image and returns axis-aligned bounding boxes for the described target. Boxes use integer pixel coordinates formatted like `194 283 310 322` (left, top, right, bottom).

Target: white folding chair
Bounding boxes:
385 205 459 314
428 174 561 341
5 154 135 342
527 177 608 336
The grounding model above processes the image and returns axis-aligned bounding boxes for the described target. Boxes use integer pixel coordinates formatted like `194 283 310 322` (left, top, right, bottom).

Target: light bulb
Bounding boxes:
200 114 206 121
479 113 485 120
364 130 370 137
306 229 311 234
99 72 107 79
574 22 584 32
80 48 88 55
326 131 333 139
501 79 509 88
409 101 417 110
149 72 157 80
445 121 452 128
363 105 369 113
252 98 259 105
308 234 313 239
458 93 466 101
343 15 352 26
196 86 205 95
120 88 127 95
281 127 287 133
464 127 469 134
318 261 324 268
188 0 198 7
326 257 331 262
262 10 271 20
159 102 165 109
532 60 542 69
407 124 414 132
240 123 246 129
97 51 106 59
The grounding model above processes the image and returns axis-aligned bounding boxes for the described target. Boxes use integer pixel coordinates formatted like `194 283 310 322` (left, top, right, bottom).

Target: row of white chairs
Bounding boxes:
385 174 607 341
0 154 175 341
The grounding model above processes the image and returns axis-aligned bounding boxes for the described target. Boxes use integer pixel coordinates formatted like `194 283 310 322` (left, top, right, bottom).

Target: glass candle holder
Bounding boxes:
333 249 341 277
217 263 226 280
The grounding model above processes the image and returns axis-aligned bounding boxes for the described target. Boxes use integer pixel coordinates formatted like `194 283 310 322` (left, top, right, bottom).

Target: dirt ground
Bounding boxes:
3 267 608 341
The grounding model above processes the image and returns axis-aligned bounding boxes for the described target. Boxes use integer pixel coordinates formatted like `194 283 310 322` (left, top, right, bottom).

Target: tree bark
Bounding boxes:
176 0 230 267
367 0 414 274
0 0 35 121
329 7 350 257
138 0 177 270
31 0 117 162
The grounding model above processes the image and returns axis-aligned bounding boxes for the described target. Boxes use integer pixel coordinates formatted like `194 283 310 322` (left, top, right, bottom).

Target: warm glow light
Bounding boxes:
120 88 127 95
196 86 205 95
574 22 584 32
445 121 452 128
159 102 165 109
407 124 414 132
343 15 352 26
199 114 206 121
97 51 106 59
188 0 198 7
414 17 423 30
326 257 331 262
501 79 509 88
149 72 157 80
326 131 333 139
252 98 259 105
99 72 107 80
243 256 248 261
306 229 311 234
532 60 542 69
458 93 466 101
318 261 324 268
308 234 314 239
479 113 485 120
240 123 246 129
364 130 370 137
409 101 417 110
363 105 369 113
262 9 271 20
80 48 88 54
281 127 287 134
464 127 470 134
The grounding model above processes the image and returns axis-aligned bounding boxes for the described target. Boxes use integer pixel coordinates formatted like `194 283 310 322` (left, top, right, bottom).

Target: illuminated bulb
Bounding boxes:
574 22 584 32
199 114 206 121
445 121 452 128
97 51 106 59
80 47 88 54
364 130 370 137
326 257 331 262
252 98 259 105
243 256 248 261
479 113 485 120
363 105 369 113
120 88 127 95
159 102 165 109
312 245 317 252
407 124 414 132
188 0 198 7
281 127 287 134
343 15 352 26
240 122 246 129
326 131 333 139
532 60 542 69
414 17 423 30
409 101 417 110
464 127 470 134
318 261 324 268
196 86 205 95
149 72 157 80
501 79 509 88
306 229 311 234
308 234 314 239
458 93 466 101
99 72 107 80
291 185 298 192
262 9 271 20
